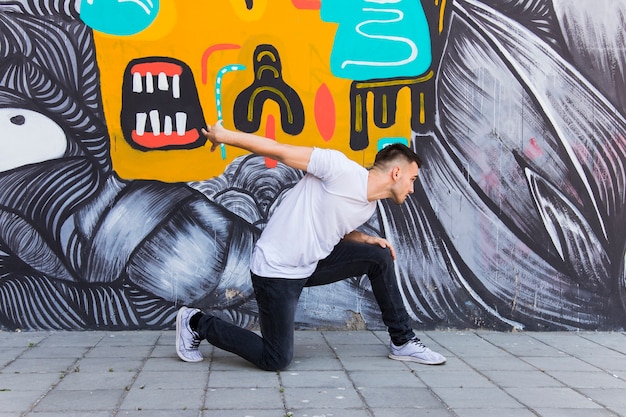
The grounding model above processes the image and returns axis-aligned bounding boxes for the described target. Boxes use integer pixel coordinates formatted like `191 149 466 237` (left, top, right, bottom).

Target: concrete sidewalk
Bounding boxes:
0 329 625 417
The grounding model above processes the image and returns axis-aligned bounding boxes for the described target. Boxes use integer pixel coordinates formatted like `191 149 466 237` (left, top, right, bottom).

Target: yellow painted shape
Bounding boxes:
94 0 414 181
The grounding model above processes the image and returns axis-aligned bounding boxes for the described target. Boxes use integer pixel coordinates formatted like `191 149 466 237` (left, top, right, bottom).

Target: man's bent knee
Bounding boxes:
259 346 293 371
259 354 292 371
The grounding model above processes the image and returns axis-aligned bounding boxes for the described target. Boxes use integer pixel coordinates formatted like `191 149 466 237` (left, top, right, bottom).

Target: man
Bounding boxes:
176 121 446 370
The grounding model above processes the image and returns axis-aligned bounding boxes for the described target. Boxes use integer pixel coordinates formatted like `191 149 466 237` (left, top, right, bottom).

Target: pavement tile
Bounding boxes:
427 332 508 357
18 346 90 359
417 370 496 388
533 409 623 417
150 344 177 358
0 389 44 413
578 388 626 413
56 371 137 391
27 412 113 417
339 355 409 372
0 332 48 347
348 369 425 388
451 409 537 417
120 387 205 411
331 343 389 358
322 331 382 345
203 410 288 417
530 333 615 354
372 409 456 417
37 331 104 347
96 332 161 347
208 370 280 389
480 369 565 388
459 355 538 371
358 386 444 409
85 345 154 359
133 370 208 390
205 387 284 410
405 356 474 373
73 357 144 373
521 356 603 372
504 387 603 409
478 333 568 357
581 354 626 372
294 343 336 357
32 389 125 412
547 371 626 389
579 333 626 354
288 409 371 417
288 356 343 371
281 370 352 389
142 356 208 372
431 386 526 409
283 386 363 409
294 330 328 344
0 372 61 391
0 347 25 366
2 357 79 374
119 411 196 417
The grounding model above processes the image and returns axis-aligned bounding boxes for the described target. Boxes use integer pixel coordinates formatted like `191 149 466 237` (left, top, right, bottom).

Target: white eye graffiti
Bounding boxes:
0 108 68 172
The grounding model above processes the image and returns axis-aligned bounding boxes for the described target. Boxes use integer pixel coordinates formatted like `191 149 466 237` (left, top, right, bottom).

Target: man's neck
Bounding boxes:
366 169 391 202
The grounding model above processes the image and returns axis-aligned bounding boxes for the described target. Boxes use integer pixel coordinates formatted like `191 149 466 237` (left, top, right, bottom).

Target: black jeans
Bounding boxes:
195 240 416 371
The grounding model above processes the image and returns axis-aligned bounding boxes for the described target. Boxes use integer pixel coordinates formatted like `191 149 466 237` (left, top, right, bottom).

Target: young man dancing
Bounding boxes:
176 121 446 370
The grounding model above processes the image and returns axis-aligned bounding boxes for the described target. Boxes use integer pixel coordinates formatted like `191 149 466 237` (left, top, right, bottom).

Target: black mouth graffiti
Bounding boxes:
121 57 206 151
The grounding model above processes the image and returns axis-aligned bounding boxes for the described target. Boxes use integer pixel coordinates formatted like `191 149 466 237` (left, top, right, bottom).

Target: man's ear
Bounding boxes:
392 166 401 181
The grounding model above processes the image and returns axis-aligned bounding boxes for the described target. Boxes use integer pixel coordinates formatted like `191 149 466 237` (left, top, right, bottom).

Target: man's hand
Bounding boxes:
201 120 226 152
200 121 312 171
342 230 396 260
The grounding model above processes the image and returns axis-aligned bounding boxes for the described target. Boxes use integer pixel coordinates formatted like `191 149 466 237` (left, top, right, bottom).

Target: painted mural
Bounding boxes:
0 0 624 332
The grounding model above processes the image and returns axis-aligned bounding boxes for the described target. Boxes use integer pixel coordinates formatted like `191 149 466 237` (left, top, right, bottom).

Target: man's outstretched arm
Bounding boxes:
202 121 313 172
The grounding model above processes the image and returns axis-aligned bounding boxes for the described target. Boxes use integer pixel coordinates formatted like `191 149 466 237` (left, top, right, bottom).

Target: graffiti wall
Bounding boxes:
0 0 624 331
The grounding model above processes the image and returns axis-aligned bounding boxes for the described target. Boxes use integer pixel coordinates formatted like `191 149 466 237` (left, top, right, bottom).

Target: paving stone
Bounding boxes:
431 386 527 409
358 386 445 409
369 408 456 417
32 389 125 412
204 387 284 410
348 369 425 388
203 410 288 417
424 370 498 389
283 386 363 409
281 370 352 388
291 410 371 417
120 387 205 411
208 370 280 389
504 387 603 409
480 369 565 388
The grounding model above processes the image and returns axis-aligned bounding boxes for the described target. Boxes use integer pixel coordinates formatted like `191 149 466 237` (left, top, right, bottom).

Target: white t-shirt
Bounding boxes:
250 147 376 279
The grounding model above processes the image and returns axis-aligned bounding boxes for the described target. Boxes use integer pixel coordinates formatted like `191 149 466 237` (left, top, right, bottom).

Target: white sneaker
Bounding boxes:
389 337 446 365
176 306 203 362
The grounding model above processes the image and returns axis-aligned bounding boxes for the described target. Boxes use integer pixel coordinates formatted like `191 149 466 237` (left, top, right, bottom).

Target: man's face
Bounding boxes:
390 161 419 204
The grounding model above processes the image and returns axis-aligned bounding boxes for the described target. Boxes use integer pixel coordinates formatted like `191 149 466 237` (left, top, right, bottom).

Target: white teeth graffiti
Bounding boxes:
134 111 188 138
132 70 181 98
121 57 206 150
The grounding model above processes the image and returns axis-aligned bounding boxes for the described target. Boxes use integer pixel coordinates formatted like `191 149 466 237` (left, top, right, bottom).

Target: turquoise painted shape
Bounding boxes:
377 137 409 151
216 64 247 160
80 0 160 36
321 0 432 80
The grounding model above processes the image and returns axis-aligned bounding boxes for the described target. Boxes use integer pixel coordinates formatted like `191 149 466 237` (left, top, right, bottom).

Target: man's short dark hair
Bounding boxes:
373 143 422 169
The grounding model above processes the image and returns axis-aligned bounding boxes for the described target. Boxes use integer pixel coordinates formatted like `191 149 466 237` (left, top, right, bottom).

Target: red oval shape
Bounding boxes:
264 115 278 168
314 83 336 142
